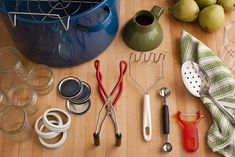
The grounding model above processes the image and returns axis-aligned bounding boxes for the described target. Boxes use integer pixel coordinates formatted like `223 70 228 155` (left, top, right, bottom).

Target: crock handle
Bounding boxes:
76 5 113 32
151 5 164 21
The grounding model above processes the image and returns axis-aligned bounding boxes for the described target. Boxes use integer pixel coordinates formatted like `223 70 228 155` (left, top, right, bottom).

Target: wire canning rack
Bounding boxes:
0 0 100 30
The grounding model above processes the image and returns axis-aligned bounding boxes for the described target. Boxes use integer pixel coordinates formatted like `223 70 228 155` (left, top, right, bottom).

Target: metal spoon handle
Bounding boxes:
207 94 235 125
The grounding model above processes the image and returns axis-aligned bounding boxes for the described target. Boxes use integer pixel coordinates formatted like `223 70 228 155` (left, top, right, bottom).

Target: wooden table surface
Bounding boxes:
1 0 235 157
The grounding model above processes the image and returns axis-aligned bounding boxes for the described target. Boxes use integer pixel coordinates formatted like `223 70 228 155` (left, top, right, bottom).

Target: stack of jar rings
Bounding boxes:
34 108 71 149
58 77 91 114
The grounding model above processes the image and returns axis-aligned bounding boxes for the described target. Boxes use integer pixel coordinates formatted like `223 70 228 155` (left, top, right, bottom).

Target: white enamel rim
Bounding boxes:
43 108 71 133
38 124 67 149
35 112 63 139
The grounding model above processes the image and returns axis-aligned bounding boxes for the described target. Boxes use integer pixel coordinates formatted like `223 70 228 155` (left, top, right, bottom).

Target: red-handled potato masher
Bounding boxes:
176 111 204 152
93 60 127 146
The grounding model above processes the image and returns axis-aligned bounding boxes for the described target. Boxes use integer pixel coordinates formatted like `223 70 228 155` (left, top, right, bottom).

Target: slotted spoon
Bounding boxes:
181 61 235 125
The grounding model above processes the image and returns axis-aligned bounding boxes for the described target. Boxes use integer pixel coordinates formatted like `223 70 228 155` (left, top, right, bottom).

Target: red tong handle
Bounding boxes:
94 60 127 106
176 111 204 152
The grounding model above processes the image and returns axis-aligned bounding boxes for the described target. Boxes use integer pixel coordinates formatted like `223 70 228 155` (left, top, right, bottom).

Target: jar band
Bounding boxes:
43 108 71 133
35 112 63 139
38 123 67 149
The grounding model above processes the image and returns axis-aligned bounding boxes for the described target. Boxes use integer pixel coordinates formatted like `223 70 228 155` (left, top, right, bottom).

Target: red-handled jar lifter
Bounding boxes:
176 111 204 152
93 60 127 147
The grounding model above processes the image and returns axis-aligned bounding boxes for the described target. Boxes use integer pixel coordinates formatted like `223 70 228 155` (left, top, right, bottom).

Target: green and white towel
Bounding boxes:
181 31 235 157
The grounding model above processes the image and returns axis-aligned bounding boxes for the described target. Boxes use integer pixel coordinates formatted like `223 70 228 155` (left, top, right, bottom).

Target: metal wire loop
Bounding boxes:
144 52 154 62
1 0 99 30
129 52 166 94
154 52 166 62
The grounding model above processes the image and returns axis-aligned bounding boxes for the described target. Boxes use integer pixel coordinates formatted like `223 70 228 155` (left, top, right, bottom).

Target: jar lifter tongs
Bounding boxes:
93 60 127 146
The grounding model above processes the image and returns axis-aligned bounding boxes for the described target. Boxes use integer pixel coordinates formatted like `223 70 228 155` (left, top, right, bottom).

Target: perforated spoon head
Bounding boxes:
181 61 210 97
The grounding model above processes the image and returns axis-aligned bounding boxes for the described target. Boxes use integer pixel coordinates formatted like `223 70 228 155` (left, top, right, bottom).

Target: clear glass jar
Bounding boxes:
0 47 28 93
0 89 7 112
28 65 54 95
8 84 38 116
219 22 235 73
0 106 32 141
0 75 12 96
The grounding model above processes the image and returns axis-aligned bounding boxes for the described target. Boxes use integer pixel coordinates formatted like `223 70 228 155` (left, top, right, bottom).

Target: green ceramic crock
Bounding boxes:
122 5 164 52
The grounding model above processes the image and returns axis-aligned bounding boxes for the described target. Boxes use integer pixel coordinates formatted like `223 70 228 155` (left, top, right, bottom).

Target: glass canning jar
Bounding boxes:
28 65 54 95
0 47 28 93
8 84 38 116
0 89 7 112
0 106 32 141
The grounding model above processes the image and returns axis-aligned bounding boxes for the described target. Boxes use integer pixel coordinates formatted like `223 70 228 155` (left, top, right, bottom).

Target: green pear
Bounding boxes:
199 5 225 32
195 0 216 8
171 0 200 22
218 0 235 12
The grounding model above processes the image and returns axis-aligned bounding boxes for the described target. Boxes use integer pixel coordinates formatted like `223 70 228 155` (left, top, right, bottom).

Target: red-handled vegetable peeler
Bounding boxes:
176 111 204 152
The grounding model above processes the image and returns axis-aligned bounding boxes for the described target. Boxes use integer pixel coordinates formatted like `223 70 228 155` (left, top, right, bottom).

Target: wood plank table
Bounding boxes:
0 0 234 156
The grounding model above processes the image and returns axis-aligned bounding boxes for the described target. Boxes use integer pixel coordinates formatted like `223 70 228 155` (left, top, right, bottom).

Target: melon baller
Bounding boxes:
93 60 127 146
159 87 172 152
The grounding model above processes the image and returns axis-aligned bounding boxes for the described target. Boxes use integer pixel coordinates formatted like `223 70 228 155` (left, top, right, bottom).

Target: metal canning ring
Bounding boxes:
66 99 91 115
69 81 91 104
58 76 83 99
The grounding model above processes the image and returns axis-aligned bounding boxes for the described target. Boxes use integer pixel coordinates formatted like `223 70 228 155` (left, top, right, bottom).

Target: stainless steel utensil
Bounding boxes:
159 87 172 152
162 142 173 152
129 52 165 141
181 61 235 125
93 60 127 146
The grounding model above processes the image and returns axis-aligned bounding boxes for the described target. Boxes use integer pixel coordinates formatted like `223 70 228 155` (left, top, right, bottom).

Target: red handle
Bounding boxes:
176 111 204 152
183 122 199 152
94 60 127 106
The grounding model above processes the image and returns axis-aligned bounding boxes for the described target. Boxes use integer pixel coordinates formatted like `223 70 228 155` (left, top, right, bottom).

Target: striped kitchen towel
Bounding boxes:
181 31 235 157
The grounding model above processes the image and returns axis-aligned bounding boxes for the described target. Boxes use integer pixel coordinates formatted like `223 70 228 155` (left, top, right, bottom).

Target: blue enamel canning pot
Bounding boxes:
0 0 119 67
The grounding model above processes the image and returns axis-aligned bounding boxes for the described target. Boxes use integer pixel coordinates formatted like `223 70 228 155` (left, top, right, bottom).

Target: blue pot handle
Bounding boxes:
77 5 113 32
